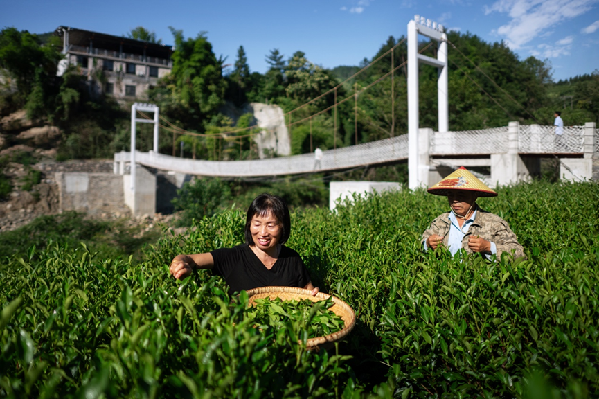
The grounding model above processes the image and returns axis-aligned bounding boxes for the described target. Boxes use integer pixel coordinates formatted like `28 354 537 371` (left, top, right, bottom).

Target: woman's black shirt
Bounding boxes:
210 244 311 295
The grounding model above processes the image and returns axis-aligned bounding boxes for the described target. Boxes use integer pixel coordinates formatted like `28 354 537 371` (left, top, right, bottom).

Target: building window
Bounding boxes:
77 55 89 68
105 82 114 95
126 63 136 74
125 85 136 97
149 66 159 77
103 60 114 71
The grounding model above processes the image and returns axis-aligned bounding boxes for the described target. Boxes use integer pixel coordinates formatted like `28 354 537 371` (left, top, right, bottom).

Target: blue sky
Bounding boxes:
1 0 597 81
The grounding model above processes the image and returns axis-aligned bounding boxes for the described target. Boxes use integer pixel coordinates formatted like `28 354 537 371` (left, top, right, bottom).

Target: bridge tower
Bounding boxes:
129 103 159 215
408 15 448 190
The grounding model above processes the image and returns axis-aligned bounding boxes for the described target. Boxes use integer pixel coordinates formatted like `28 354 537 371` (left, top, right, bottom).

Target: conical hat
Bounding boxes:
428 167 497 197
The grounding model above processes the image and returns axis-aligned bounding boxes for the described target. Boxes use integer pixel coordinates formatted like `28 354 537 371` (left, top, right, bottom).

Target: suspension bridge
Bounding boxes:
108 16 598 215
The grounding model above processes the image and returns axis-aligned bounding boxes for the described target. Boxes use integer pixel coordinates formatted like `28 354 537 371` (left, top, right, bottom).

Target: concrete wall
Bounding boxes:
55 172 130 215
330 181 401 210
55 166 189 217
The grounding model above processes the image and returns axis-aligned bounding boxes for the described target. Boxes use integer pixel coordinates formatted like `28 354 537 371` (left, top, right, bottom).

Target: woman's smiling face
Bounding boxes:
249 212 282 251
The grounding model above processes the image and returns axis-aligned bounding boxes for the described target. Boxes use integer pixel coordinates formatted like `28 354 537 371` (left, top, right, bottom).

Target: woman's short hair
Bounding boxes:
244 193 291 245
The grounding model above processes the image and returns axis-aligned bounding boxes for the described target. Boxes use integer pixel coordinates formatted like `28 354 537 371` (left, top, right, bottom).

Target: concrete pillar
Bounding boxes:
491 121 519 187
153 107 159 152
438 33 448 133
418 127 432 188
561 122 596 182
119 152 126 175
123 165 156 216
589 122 599 181
62 29 69 54
583 122 595 159
407 20 419 190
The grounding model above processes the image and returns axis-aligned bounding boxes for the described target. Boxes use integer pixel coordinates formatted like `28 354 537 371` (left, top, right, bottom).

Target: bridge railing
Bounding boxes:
430 127 508 155
115 134 410 177
519 125 584 154
115 123 594 178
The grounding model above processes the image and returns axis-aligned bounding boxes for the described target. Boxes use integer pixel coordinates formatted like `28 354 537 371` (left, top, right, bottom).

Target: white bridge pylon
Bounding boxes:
408 15 448 190
130 103 159 192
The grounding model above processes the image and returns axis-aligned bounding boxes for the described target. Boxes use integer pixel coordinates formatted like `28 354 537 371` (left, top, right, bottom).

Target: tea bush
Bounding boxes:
1 180 598 398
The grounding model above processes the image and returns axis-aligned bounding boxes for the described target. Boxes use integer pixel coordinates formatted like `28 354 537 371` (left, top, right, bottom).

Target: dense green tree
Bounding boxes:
246 71 266 103
262 49 286 101
285 51 337 107
126 26 162 44
0 27 62 117
578 70 599 123
266 48 286 73
226 46 251 106
149 28 227 131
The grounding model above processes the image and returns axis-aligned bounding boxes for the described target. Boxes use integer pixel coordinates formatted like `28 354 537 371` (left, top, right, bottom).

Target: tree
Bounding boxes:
266 49 285 73
149 28 227 131
263 49 286 101
127 26 162 44
226 46 251 106
285 51 337 107
0 27 62 112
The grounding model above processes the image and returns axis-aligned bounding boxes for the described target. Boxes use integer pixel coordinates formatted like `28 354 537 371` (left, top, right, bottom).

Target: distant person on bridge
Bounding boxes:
554 111 564 150
314 147 323 169
421 167 525 260
169 193 319 296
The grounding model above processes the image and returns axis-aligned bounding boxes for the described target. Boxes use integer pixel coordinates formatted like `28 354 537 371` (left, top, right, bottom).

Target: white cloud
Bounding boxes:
557 35 574 45
581 20 599 33
531 36 574 57
484 0 598 49
341 0 374 13
438 12 452 24
448 27 462 32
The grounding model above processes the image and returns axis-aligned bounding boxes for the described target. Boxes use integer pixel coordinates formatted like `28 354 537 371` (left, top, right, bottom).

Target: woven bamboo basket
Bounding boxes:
245 286 356 351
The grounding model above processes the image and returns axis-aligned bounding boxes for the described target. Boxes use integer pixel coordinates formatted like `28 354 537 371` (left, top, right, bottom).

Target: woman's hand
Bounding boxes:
305 282 319 296
427 234 444 250
170 255 194 280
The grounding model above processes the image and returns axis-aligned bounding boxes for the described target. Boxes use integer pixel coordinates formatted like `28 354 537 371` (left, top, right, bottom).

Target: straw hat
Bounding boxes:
428 166 497 197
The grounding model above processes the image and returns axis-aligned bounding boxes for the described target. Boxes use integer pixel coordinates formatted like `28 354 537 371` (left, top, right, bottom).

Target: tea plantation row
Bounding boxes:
1 180 598 398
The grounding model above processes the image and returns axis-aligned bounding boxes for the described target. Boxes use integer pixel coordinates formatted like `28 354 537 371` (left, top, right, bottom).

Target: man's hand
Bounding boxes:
427 234 444 250
170 255 194 280
468 235 491 253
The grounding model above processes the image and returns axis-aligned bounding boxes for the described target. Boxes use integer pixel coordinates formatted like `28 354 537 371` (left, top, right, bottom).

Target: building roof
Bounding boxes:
55 26 172 59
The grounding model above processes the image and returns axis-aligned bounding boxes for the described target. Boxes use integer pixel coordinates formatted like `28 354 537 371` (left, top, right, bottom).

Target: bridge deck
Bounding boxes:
114 125 589 177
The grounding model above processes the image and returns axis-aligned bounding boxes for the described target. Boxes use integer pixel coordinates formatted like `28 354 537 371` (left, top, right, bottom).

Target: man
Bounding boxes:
314 147 323 169
422 167 525 260
554 111 564 150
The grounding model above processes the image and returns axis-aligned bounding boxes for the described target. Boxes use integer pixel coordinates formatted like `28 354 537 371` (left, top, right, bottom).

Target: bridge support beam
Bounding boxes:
123 165 156 216
561 121 596 181
489 121 539 187
407 16 448 190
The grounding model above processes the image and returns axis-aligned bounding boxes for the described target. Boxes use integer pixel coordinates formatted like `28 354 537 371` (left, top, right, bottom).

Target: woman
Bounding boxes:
422 167 525 259
170 193 319 295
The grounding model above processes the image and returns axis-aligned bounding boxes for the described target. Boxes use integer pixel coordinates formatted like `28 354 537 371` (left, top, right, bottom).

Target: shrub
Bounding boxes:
1 180 598 397
171 177 232 227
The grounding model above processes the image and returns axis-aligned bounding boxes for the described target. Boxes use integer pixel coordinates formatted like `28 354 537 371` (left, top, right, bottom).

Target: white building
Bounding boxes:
54 26 172 100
